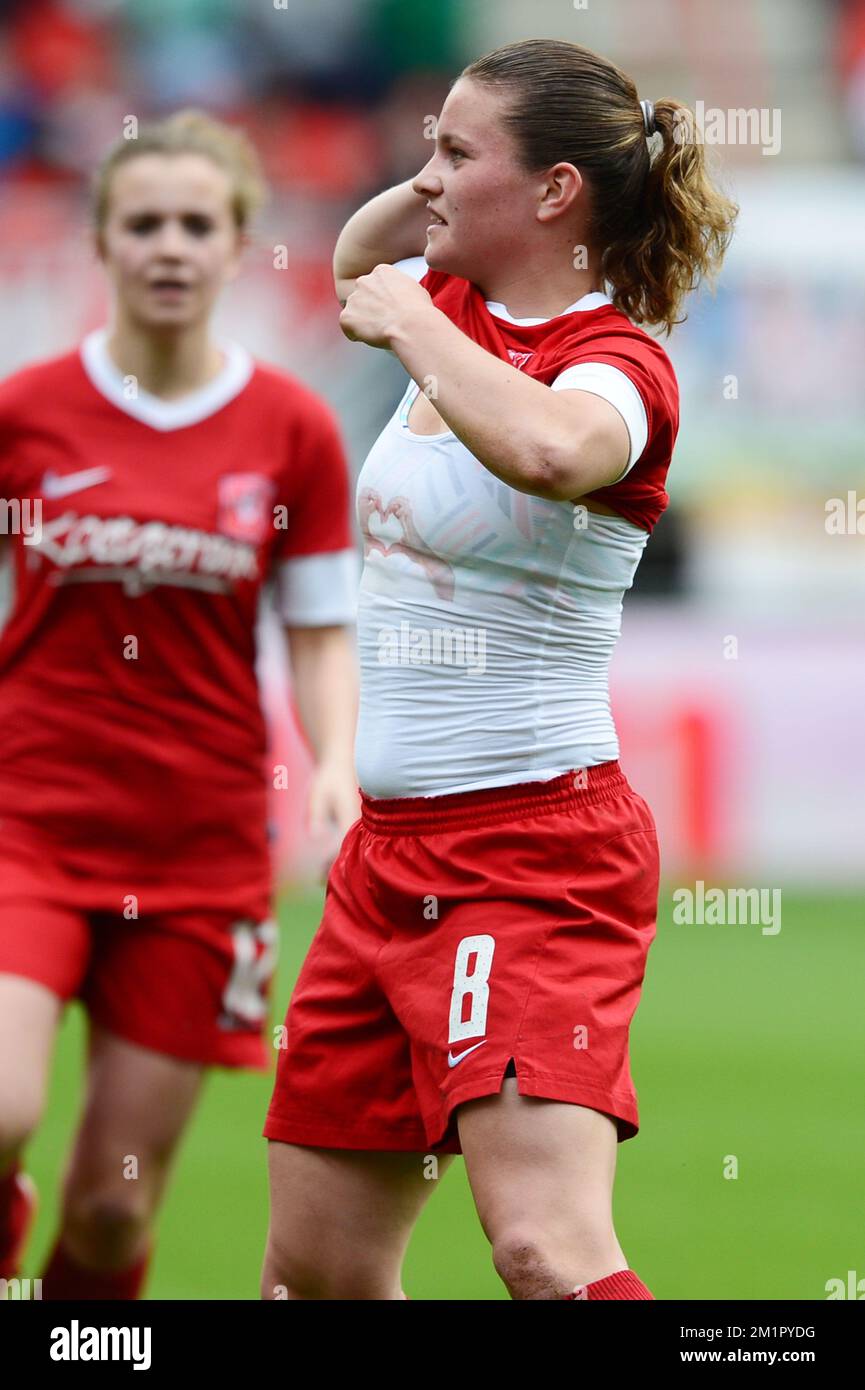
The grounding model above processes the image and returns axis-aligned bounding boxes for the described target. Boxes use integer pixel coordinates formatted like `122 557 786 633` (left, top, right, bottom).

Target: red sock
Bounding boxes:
0 1161 22 1239
41 1239 151 1300
0 1163 31 1277
564 1269 654 1300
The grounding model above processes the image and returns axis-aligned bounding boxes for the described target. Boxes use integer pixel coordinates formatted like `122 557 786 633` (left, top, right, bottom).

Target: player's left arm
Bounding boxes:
274 393 361 844
284 622 360 839
339 263 630 499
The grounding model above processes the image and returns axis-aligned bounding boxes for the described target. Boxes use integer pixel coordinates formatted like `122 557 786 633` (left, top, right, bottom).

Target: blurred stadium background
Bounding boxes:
2 0 862 1299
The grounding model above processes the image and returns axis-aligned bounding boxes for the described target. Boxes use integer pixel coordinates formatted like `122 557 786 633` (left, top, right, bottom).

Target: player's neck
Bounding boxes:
105 321 225 401
475 258 604 321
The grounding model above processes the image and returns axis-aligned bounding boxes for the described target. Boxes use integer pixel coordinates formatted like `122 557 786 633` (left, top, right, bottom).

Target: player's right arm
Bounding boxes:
333 179 431 306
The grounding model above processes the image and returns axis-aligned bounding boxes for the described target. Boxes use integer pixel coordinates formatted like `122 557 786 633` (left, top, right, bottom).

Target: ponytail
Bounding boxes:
602 98 738 334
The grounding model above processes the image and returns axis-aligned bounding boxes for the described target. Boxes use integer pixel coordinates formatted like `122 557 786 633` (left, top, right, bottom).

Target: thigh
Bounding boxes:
264 1139 453 1299
456 1078 619 1242
0 892 87 1148
64 1023 205 1200
0 973 64 1148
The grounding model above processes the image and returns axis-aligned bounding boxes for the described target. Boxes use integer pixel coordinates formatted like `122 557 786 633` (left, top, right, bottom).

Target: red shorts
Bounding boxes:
0 846 277 1069
264 761 660 1153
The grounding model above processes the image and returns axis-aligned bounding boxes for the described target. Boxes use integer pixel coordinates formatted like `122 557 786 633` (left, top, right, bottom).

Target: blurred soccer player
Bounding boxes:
262 40 736 1301
0 111 359 1298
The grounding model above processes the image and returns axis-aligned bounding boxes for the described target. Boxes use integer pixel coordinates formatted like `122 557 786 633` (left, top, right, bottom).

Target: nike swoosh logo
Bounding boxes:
41 467 112 499
447 1040 487 1068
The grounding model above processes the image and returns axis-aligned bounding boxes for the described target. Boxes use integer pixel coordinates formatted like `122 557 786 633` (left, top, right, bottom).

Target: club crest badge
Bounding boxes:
218 473 276 544
507 349 535 371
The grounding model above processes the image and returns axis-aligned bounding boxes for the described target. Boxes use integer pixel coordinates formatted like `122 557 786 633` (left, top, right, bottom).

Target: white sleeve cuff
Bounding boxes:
392 256 430 284
550 362 649 478
276 548 360 626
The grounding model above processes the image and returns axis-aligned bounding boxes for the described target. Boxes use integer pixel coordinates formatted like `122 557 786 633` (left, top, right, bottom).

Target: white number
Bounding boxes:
448 934 495 1043
222 918 278 1024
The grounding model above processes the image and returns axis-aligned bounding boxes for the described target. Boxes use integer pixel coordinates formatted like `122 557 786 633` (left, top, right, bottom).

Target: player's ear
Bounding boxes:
538 162 584 223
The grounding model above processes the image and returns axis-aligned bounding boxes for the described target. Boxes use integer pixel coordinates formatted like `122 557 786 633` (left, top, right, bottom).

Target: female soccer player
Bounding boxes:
262 39 737 1300
0 110 360 1298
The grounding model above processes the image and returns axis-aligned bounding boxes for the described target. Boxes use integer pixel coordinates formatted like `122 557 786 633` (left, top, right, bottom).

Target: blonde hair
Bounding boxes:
463 39 738 336
92 108 269 231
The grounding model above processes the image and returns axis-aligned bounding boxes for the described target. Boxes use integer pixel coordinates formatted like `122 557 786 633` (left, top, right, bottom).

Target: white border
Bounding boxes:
80 328 254 432
392 257 612 323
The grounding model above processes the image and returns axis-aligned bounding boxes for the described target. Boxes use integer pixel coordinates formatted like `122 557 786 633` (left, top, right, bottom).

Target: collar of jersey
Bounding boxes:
484 290 612 327
80 327 254 431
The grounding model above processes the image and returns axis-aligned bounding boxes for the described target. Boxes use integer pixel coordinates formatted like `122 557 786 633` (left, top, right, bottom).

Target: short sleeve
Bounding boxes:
273 397 360 626
550 362 648 478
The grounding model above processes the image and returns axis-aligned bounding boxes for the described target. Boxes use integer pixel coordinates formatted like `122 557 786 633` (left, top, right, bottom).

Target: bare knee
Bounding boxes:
261 1236 402 1301
261 1235 314 1300
62 1185 154 1267
492 1221 623 1300
492 1227 565 1299
261 1245 326 1301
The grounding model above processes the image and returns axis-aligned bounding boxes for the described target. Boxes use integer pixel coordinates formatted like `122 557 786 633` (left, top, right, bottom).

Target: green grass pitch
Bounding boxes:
18 888 863 1300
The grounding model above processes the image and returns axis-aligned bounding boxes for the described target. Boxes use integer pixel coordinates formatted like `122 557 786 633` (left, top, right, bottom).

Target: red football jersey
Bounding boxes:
0 331 358 912
416 264 679 532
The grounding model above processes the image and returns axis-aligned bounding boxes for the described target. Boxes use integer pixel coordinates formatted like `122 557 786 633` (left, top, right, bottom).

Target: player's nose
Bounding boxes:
150 219 188 258
412 160 442 198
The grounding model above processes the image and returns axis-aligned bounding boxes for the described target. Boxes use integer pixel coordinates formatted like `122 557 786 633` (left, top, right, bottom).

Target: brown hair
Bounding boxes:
462 39 738 335
92 108 268 232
